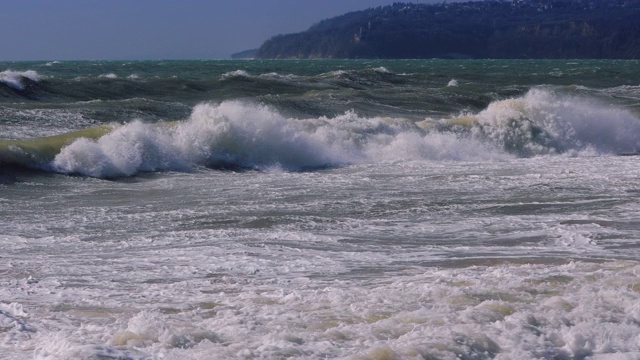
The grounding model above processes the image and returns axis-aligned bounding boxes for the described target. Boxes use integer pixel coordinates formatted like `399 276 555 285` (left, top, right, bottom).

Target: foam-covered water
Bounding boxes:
2 60 640 359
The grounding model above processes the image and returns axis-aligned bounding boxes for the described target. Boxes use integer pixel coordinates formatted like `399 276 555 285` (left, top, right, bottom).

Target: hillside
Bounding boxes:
255 0 640 59
231 49 258 59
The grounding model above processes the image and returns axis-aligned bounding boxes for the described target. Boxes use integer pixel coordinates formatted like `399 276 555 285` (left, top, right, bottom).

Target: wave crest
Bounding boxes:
32 89 640 178
0 70 41 90
51 101 496 177
470 88 640 156
220 70 250 80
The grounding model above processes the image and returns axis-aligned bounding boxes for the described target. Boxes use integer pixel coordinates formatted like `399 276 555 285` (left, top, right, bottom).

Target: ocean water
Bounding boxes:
1 59 640 359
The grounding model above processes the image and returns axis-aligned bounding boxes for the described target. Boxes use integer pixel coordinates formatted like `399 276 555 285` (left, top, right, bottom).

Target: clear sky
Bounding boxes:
0 0 461 61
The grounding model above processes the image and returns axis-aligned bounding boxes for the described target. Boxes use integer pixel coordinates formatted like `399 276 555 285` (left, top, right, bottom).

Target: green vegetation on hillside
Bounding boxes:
256 0 640 59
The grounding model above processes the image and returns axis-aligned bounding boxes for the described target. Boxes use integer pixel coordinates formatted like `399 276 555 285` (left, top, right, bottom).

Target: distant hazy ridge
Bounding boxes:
256 0 640 59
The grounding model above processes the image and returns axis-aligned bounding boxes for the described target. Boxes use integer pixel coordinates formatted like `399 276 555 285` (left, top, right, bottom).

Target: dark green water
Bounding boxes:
2 59 639 125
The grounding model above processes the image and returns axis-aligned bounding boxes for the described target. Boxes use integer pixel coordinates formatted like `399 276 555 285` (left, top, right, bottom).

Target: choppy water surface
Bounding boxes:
1 60 640 359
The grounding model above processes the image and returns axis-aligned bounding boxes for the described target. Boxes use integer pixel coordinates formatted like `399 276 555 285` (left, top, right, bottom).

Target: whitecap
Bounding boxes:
373 66 391 73
48 89 640 178
51 101 505 177
221 70 250 79
474 88 640 155
0 69 41 90
98 73 118 79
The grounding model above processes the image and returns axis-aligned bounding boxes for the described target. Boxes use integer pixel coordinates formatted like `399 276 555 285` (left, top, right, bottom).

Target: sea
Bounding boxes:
1 59 640 359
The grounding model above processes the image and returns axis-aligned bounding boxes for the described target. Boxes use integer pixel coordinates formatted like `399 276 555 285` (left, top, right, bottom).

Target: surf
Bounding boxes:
0 126 114 168
0 70 41 91
3 88 639 179
436 88 640 156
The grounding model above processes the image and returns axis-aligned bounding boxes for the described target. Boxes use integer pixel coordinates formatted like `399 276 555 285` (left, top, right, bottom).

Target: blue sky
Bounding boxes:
0 0 458 60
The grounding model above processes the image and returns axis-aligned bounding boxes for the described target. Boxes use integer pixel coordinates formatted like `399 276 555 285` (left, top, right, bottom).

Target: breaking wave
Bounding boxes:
51 101 491 177
0 70 41 91
220 70 250 80
98 73 118 79
3 88 639 178
466 88 640 156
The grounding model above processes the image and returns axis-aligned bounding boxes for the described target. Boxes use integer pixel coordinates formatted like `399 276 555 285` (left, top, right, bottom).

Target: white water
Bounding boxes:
50 89 640 178
0 70 41 90
473 89 640 155
2 155 640 359
4 75 640 359
51 101 496 177
98 73 119 79
220 70 251 79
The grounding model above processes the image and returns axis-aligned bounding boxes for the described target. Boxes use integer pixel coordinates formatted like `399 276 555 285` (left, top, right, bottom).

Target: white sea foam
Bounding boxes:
473 88 640 155
0 302 34 333
447 79 459 87
552 223 600 248
52 121 188 177
51 101 504 177
0 69 41 90
220 70 250 79
35 335 151 360
98 73 118 79
50 89 640 178
12 258 640 359
5 150 640 358
258 72 300 80
321 70 349 78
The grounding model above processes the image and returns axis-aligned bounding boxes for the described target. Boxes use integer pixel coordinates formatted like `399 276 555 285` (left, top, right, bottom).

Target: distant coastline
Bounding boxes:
231 49 258 60
254 0 640 60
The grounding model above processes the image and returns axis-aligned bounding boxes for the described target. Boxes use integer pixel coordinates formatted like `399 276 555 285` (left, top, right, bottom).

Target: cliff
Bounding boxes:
255 0 640 59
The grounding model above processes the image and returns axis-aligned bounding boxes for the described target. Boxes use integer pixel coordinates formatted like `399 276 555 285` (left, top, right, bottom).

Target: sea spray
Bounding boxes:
472 88 640 155
0 70 41 90
49 89 640 177
220 70 251 80
51 101 504 177
52 121 187 177
52 101 346 177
